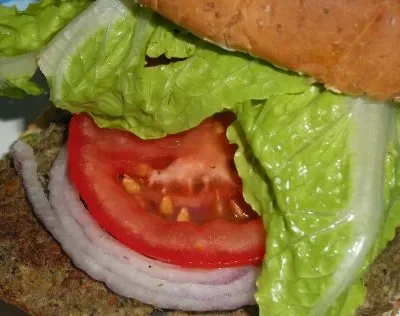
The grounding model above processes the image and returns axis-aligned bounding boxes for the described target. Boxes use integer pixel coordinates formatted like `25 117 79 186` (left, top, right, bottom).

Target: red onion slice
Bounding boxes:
12 141 260 311
58 161 252 285
49 149 258 305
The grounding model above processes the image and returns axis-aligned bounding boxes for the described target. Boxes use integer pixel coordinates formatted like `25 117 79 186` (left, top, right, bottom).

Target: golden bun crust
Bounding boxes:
139 0 400 100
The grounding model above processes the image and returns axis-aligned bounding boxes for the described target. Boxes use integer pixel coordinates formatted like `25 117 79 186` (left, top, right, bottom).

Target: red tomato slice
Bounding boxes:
68 113 266 268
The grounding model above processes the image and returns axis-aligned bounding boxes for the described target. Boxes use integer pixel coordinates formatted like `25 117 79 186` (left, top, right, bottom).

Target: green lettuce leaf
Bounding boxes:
146 18 197 59
0 0 91 97
38 0 309 139
0 52 42 98
0 0 92 56
227 120 273 217
232 89 400 315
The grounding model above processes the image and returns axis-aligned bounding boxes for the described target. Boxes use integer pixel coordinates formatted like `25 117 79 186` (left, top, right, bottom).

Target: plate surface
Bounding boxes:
0 74 49 157
0 96 48 157
0 300 27 316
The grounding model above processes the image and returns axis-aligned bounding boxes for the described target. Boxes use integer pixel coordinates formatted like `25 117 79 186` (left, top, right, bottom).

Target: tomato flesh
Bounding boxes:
68 113 266 268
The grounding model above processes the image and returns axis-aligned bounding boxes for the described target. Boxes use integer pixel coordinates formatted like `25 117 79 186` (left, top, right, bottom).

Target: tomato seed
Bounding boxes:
194 241 205 249
160 196 174 216
177 207 190 222
122 175 140 194
215 122 225 134
134 163 152 177
216 200 224 216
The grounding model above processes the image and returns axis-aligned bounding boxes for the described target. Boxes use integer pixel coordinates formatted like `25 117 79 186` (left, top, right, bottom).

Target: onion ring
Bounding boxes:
12 141 260 311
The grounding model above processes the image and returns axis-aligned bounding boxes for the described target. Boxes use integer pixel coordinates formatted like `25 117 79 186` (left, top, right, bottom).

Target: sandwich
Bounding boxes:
1 0 400 315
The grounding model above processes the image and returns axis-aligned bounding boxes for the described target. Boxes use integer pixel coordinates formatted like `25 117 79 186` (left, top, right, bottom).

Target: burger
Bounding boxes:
1 0 400 315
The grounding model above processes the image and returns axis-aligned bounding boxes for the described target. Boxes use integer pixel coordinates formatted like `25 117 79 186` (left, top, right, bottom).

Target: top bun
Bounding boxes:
139 0 400 101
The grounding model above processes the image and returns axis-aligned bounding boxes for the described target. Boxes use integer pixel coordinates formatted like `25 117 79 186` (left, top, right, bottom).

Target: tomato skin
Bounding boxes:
68 114 266 268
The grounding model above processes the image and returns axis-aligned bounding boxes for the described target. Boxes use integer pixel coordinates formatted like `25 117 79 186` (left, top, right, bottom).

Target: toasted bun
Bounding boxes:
138 0 400 101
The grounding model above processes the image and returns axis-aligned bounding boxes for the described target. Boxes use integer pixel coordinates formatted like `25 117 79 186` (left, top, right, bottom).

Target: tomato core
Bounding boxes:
116 116 259 225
